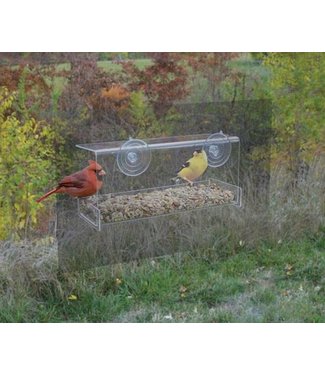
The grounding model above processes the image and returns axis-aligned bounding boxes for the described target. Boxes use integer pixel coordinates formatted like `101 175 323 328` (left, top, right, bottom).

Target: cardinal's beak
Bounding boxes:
98 169 106 176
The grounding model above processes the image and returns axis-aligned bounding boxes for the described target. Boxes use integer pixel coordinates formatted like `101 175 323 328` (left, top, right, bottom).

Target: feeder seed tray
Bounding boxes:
80 180 236 224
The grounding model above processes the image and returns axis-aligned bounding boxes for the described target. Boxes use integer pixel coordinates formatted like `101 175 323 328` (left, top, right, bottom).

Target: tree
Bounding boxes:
185 52 240 102
0 52 99 66
121 53 189 116
59 58 133 142
263 53 325 182
0 62 64 118
124 91 161 138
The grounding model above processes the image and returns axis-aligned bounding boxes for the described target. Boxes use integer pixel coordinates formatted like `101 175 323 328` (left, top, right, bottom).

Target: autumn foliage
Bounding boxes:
121 52 189 115
186 53 240 98
0 63 57 115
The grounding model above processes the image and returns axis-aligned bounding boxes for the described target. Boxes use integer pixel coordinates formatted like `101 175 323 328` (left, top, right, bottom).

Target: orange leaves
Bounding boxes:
99 85 130 111
101 85 129 102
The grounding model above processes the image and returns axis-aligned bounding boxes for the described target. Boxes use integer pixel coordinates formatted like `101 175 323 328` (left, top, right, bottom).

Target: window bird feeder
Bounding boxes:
76 132 241 231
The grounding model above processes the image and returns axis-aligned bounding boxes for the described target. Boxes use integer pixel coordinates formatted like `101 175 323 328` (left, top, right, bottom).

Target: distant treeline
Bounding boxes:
0 52 148 66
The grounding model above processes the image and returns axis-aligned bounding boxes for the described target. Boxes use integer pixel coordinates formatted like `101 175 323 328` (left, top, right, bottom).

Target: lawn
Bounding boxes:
0 233 324 322
98 58 152 72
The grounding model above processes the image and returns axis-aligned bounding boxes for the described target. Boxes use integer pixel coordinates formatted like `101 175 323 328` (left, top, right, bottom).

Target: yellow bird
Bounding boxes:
173 149 208 186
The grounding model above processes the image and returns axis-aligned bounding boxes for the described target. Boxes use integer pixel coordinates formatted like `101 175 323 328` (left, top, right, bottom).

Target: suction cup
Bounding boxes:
117 138 151 176
204 131 231 168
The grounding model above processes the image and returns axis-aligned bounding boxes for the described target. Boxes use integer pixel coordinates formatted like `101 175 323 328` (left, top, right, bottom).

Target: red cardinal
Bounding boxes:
36 160 106 203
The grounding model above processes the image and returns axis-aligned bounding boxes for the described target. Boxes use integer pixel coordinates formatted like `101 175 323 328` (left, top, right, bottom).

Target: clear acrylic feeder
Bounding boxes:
76 132 242 231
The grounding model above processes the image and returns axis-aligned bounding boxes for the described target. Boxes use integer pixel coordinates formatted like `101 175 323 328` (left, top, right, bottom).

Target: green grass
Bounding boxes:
0 233 324 322
98 58 152 72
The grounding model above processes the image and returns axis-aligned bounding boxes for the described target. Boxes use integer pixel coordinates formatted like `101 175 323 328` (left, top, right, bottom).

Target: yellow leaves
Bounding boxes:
304 75 311 82
0 87 62 239
115 278 123 286
249 145 269 162
179 285 188 298
18 219 26 230
0 88 14 118
285 264 294 276
264 52 325 164
67 294 78 301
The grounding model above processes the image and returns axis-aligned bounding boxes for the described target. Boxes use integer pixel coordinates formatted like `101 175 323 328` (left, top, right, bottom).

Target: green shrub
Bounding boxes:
0 87 61 239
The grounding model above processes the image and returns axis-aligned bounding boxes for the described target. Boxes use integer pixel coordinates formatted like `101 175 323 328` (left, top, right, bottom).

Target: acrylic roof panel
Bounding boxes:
76 134 239 154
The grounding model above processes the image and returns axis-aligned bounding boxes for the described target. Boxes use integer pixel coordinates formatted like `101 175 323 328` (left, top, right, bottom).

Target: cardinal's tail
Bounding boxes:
36 187 59 203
